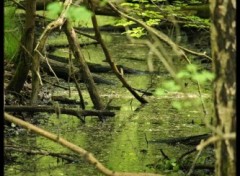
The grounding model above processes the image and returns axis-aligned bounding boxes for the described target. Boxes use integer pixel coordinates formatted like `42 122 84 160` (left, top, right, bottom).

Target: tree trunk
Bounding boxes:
210 0 236 175
6 0 36 93
63 20 105 114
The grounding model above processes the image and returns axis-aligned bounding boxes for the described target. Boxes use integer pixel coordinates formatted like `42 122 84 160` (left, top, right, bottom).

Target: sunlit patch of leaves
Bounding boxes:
66 6 92 23
146 19 161 26
177 64 215 84
123 27 147 38
138 10 164 19
47 3 92 23
182 16 210 28
115 19 136 27
121 2 140 9
46 2 63 19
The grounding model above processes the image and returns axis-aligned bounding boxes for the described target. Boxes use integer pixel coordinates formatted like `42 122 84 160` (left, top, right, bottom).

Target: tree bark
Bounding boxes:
210 0 236 175
7 0 36 93
30 0 72 104
63 20 105 114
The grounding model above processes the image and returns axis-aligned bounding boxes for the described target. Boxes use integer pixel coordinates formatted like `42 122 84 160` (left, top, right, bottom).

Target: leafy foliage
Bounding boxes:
115 0 210 38
46 3 92 23
46 1 63 19
177 64 214 84
67 6 93 24
155 64 214 110
123 27 147 38
4 7 21 61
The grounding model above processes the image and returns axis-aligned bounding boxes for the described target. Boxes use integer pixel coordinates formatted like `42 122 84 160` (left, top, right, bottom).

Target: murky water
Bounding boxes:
5 31 214 175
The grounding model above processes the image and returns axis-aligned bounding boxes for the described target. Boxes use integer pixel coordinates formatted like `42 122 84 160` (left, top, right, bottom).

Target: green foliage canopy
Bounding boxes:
4 7 21 61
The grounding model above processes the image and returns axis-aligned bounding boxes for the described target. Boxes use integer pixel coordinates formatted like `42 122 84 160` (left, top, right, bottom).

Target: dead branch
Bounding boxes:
5 145 80 163
196 133 236 151
40 56 115 85
88 0 148 104
52 96 81 104
4 105 115 123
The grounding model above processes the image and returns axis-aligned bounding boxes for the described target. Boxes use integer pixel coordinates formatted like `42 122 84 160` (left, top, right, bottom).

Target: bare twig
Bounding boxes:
196 133 236 151
42 51 60 83
186 146 203 176
160 149 170 160
178 148 197 162
69 51 85 109
11 0 26 10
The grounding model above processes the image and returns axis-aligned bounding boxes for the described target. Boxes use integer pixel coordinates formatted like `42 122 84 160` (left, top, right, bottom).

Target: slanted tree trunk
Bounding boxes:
210 0 236 175
63 20 105 114
88 0 148 104
7 0 36 93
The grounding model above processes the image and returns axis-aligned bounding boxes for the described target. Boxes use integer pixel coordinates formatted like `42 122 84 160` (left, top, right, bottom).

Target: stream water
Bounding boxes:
5 30 214 176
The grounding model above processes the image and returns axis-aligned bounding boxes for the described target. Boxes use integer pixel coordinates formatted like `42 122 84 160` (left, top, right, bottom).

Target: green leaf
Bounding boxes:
115 19 135 27
146 19 161 26
162 80 181 91
192 73 207 84
186 64 198 73
176 70 191 79
201 70 215 81
124 27 146 38
66 6 92 23
47 2 63 19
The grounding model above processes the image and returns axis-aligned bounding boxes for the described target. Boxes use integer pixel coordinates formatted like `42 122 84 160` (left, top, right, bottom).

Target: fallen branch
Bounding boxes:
4 105 115 123
5 145 80 163
40 56 115 85
52 96 84 105
4 113 162 176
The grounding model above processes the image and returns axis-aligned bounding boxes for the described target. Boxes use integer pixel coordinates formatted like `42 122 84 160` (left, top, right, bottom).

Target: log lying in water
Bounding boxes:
4 105 115 123
40 56 115 85
47 54 148 74
148 133 211 145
